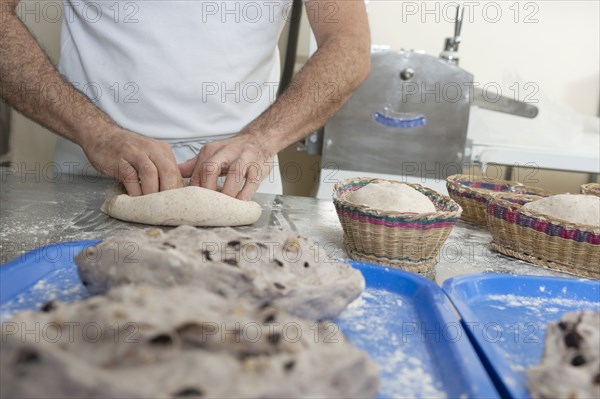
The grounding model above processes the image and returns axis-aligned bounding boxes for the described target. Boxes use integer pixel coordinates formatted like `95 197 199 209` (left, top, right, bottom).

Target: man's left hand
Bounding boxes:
178 134 274 200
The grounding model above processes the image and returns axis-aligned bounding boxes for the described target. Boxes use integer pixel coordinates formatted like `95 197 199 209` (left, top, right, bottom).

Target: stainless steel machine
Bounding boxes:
321 48 474 179
306 5 538 197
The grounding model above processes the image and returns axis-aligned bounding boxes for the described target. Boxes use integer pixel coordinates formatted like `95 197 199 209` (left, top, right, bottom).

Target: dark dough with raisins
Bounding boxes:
75 226 365 320
1 286 379 398
527 311 600 399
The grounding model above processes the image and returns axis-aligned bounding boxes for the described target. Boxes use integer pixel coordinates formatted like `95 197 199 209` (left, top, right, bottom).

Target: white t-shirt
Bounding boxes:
58 0 293 140
55 0 294 194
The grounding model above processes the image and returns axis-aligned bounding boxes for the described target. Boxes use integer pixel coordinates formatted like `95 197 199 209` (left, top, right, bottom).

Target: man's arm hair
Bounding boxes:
181 0 371 198
0 0 119 145
239 0 371 154
1 1 187 194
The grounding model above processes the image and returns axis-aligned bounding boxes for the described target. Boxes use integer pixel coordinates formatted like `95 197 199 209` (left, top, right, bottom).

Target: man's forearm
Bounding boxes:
0 0 118 146
1 1 185 194
241 28 371 155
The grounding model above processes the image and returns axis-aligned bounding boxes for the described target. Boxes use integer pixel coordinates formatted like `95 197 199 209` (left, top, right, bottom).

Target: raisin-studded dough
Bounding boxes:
101 184 262 227
526 311 600 399
75 226 365 320
0 286 379 399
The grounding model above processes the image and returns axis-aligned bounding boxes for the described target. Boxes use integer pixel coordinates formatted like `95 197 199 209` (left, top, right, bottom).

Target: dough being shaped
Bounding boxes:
101 184 262 227
75 226 365 321
526 311 600 399
347 181 436 213
1 286 379 399
522 194 600 227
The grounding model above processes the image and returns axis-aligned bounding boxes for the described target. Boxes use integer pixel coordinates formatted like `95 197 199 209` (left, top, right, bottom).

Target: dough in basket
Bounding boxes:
522 194 600 227
347 181 436 213
75 226 365 320
101 184 262 227
1 286 379 398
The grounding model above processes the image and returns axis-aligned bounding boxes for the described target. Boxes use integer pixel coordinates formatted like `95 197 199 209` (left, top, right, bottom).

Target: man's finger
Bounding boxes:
135 156 159 195
221 160 243 197
200 158 223 191
236 179 260 201
178 157 196 178
119 161 143 196
188 147 213 187
153 153 183 191
243 161 264 184
193 151 223 191
236 165 262 201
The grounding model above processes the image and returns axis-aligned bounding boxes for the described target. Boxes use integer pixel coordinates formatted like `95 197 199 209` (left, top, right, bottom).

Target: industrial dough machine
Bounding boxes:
307 5 539 198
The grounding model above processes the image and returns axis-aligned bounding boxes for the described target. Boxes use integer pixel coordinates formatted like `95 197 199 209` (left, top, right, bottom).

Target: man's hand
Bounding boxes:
82 128 183 196
177 0 369 201
178 134 274 200
1 0 184 196
180 1 370 201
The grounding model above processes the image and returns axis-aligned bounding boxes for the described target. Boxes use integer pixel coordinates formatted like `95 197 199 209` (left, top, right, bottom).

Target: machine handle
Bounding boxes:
454 5 464 46
472 87 539 118
441 4 464 63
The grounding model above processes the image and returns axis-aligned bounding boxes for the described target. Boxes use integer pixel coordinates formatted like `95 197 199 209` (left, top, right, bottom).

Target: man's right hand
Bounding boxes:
81 128 183 196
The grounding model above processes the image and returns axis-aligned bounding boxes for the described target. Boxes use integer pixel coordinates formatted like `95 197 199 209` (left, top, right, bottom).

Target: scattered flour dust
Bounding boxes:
0 269 87 321
344 295 367 318
337 288 448 399
486 294 599 315
384 349 447 399
480 292 600 373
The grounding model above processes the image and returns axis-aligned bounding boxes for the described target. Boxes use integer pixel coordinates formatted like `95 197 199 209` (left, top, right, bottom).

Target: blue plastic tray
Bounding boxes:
443 274 600 399
0 241 499 399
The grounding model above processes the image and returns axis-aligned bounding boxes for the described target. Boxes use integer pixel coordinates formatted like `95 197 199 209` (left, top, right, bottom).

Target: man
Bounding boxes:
0 0 370 199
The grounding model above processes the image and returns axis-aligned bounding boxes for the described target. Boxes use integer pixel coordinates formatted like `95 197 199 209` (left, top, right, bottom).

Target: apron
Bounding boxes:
54 136 283 195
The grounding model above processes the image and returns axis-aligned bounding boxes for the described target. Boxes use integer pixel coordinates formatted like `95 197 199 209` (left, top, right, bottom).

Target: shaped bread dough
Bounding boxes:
522 194 600 227
75 226 365 321
1 286 379 398
100 184 262 226
348 181 436 213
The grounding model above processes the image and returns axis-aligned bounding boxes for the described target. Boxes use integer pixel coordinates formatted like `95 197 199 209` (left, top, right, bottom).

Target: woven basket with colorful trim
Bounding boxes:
486 192 600 279
581 183 600 197
333 177 462 276
446 174 551 226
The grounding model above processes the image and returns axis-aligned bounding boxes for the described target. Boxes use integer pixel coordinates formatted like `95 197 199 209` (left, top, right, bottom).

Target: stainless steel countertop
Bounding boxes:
0 167 570 284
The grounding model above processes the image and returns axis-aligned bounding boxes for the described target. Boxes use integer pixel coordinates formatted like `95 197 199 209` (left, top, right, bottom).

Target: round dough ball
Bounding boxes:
347 182 436 213
522 194 600 227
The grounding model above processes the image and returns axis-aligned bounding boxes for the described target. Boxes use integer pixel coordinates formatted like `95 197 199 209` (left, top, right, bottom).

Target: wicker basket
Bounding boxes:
446 174 550 226
486 192 600 279
581 183 600 197
333 177 462 275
